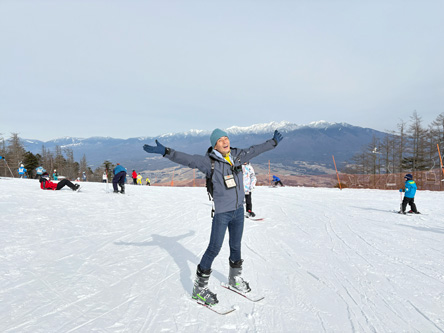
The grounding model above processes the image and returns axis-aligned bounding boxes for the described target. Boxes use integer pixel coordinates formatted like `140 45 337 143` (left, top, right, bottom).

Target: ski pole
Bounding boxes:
400 191 403 212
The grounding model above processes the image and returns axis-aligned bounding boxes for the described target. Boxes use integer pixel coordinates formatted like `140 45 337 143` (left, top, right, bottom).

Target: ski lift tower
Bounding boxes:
371 147 382 188
386 162 397 188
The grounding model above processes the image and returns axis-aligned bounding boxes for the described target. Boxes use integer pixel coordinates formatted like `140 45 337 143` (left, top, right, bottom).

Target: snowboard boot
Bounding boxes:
408 210 421 214
119 184 125 194
73 184 80 191
398 210 406 214
228 259 251 293
192 265 218 305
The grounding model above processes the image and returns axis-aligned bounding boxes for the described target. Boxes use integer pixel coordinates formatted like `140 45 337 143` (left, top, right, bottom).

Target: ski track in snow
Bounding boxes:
1 179 444 332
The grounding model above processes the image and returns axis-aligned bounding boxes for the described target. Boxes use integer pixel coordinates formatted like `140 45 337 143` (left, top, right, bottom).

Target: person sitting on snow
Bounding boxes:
40 172 80 191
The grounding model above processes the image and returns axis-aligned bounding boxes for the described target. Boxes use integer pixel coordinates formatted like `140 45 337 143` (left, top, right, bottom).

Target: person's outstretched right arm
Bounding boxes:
143 140 212 175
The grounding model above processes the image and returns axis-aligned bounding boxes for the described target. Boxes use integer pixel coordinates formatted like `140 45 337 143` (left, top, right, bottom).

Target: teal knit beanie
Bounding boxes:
210 128 228 147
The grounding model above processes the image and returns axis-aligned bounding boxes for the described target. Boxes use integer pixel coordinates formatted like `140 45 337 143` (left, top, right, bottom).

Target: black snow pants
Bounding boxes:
401 196 418 213
56 179 77 190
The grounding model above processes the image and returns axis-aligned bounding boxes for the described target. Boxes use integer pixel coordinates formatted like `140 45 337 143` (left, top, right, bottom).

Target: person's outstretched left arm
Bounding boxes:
235 130 283 164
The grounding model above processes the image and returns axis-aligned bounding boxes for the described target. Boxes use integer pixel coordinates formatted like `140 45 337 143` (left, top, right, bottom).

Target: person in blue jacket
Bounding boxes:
399 173 420 214
272 175 284 187
35 166 46 179
143 128 283 306
112 163 127 194
18 164 27 178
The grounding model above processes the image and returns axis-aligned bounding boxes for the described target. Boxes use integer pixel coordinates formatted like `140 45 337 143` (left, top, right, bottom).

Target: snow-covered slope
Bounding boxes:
2 179 443 332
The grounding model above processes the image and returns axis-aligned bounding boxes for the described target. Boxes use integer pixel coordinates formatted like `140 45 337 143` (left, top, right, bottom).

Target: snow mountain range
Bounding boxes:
23 121 386 175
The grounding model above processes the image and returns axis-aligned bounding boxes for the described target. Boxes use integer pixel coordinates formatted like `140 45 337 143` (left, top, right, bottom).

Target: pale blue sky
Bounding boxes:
1 0 443 140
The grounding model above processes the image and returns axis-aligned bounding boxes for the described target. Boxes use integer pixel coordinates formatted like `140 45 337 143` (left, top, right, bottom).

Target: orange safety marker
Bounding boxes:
438 144 444 177
332 155 342 190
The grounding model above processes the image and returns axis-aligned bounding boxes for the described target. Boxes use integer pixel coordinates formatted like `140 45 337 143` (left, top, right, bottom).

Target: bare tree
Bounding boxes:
6 133 26 176
405 112 428 171
40 145 54 174
63 147 79 180
53 145 66 177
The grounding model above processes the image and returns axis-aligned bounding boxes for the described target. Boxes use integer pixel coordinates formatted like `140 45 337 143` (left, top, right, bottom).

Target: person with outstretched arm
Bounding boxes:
143 128 283 306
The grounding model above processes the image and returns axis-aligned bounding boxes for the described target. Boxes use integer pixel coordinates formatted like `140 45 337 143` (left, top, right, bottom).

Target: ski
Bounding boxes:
220 283 265 302
392 210 412 216
195 299 236 315
245 215 265 221
406 211 425 215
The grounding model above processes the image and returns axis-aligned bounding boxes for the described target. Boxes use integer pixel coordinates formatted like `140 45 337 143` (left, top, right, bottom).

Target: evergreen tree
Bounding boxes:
102 160 115 180
23 152 40 178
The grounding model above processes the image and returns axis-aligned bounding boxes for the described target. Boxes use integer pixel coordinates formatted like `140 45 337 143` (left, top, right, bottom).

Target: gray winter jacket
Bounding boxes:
164 139 278 214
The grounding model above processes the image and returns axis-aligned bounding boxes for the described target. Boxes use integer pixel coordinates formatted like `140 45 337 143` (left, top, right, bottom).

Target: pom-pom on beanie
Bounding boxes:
210 128 229 148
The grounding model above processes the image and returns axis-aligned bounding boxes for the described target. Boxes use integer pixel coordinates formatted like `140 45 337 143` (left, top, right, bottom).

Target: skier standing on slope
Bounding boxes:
35 166 46 179
242 162 257 218
18 164 27 178
113 163 127 194
143 128 283 306
398 173 420 214
132 170 138 185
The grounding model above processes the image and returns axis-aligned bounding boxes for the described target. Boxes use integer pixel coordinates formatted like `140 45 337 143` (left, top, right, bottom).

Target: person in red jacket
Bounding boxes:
39 172 80 191
132 170 138 185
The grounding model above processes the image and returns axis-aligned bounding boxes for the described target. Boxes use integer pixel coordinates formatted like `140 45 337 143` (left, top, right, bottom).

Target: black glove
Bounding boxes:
143 140 166 156
273 130 283 144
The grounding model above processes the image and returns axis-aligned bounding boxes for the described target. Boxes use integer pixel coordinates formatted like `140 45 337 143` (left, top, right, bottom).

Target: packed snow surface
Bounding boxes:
1 178 444 332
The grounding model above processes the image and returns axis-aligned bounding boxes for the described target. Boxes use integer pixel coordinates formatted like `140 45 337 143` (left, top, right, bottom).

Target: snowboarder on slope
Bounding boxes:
242 162 257 217
398 173 420 214
113 163 127 194
143 128 283 306
272 175 284 187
